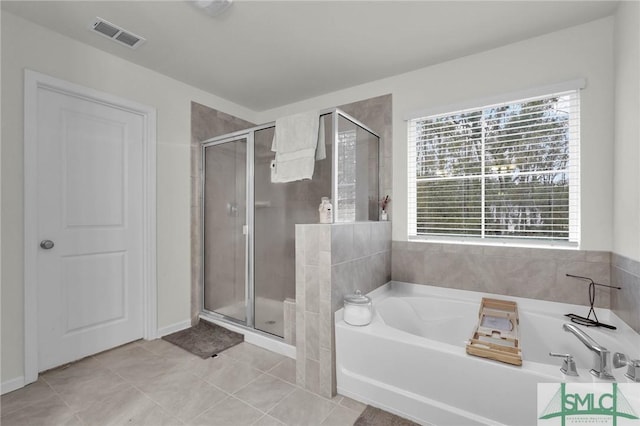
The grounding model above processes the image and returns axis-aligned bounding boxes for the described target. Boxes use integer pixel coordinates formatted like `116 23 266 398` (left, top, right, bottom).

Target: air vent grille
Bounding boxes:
90 17 145 49
115 32 141 48
94 21 119 38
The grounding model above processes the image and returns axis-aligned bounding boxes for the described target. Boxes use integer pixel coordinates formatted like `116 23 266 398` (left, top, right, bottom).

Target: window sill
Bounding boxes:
407 235 579 250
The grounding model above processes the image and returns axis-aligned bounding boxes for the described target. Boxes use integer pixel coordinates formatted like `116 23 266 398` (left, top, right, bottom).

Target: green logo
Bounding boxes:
539 383 639 425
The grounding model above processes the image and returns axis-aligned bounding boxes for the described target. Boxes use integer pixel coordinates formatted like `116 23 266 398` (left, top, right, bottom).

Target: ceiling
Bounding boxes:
2 1 619 111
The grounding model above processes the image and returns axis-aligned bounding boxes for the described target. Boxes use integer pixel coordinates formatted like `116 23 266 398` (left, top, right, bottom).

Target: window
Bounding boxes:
408 89 580 245
336 128 357 222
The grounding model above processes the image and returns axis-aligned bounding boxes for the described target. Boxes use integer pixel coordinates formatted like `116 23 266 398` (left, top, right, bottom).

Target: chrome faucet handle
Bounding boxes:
549 352 579 376
613 353 640 382
626 359 640 382
613 352 628 369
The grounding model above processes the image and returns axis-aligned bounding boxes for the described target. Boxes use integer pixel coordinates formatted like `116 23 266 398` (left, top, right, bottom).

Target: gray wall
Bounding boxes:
611 254 640 333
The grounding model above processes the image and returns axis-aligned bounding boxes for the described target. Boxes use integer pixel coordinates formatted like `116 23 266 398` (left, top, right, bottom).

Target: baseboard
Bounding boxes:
156 320 192 338
2 376 25 395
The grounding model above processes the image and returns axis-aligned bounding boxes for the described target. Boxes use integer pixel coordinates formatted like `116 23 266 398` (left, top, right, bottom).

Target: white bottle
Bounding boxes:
319 197 333 223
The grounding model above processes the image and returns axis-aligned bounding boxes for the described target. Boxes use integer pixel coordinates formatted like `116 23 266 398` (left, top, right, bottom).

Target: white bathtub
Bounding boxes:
335 281 640 426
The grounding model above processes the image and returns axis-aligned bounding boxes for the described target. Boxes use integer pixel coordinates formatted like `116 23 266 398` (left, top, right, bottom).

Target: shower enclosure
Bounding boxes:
201 109 380 338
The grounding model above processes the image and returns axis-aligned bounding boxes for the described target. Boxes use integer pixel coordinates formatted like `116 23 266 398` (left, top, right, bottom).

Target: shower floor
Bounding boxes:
213 297 284 337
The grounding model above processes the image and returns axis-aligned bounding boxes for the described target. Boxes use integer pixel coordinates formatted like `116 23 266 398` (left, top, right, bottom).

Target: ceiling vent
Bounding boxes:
90 17 145 49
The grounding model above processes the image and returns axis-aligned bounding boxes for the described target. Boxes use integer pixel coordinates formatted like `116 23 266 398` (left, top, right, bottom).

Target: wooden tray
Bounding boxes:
465 297 522 366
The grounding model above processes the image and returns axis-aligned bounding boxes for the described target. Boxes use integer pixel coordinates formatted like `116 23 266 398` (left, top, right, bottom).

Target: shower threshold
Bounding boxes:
199 309 295 359
212 297 284 337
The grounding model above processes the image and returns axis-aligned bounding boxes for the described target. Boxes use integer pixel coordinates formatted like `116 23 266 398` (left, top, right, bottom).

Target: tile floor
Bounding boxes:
1 340 366 426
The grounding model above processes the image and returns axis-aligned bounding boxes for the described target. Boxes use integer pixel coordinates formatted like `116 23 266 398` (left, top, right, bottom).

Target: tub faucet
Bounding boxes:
563 323 614 380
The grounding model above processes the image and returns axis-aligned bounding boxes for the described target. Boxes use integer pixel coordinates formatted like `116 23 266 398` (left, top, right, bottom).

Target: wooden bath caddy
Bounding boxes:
465 297 522 366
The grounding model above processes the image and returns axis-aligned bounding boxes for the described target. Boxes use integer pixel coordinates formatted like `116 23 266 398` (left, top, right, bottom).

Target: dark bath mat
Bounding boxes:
162 320 243 359
353 405 420 426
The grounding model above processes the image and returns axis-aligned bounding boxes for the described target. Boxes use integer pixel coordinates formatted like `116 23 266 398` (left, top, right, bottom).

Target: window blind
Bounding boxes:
408 90 580 243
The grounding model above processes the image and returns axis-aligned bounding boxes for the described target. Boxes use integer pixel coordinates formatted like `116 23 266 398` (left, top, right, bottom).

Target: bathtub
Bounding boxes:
335 281 640 426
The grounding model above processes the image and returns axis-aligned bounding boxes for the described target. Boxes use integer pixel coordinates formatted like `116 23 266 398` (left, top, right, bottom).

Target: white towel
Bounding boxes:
271 112 326 183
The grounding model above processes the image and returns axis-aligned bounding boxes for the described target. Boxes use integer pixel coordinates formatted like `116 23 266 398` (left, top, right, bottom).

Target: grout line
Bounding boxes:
135 364 225 424
19 378 77 418
225 394 274 419
201 377 231 396
263 357 287 375
318 402 339 425
189 394 231 425
613 262 640 278
263 370 296 387
73 414 85 426
99 350 195 424
338 398 367 416
234 374 299 416
262 386 300 424
330 249 391 267
250 413 285 426
231 371 267 396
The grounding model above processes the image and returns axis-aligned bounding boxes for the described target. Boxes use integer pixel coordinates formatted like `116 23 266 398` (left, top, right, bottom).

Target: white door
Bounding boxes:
35 85 145 371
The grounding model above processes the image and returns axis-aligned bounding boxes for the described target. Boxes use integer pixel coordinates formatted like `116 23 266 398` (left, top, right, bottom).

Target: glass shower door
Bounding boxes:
203 137 247 323
253 120 332 337
335 114 380 222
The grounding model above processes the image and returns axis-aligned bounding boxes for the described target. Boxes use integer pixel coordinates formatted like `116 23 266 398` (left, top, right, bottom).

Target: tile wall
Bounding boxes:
611 254 640 333
392 241 612 308
295 222 392 398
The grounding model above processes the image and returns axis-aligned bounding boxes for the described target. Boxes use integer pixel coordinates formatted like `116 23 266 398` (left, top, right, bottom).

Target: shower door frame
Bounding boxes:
201 131 254 328
328 109 381 223
199 109 380 339
200 123 274 331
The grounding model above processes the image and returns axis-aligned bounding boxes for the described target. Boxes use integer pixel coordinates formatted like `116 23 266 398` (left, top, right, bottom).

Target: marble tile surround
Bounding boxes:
611 254 640 333
392 241 612 308
295 222 392 398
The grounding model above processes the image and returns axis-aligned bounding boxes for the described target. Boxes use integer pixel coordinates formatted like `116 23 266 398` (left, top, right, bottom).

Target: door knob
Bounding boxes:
40 240 55 250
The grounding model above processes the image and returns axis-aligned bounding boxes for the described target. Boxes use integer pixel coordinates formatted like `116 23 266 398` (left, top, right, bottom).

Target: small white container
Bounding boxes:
319 197 333 224
343 290 372 326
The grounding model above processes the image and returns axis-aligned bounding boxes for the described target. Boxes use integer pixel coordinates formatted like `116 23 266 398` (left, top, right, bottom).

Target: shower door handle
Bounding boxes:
227 203 238 216
242 225 248 235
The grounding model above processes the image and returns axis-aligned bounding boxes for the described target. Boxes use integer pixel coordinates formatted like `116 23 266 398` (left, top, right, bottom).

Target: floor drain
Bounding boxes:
265 320 276 325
